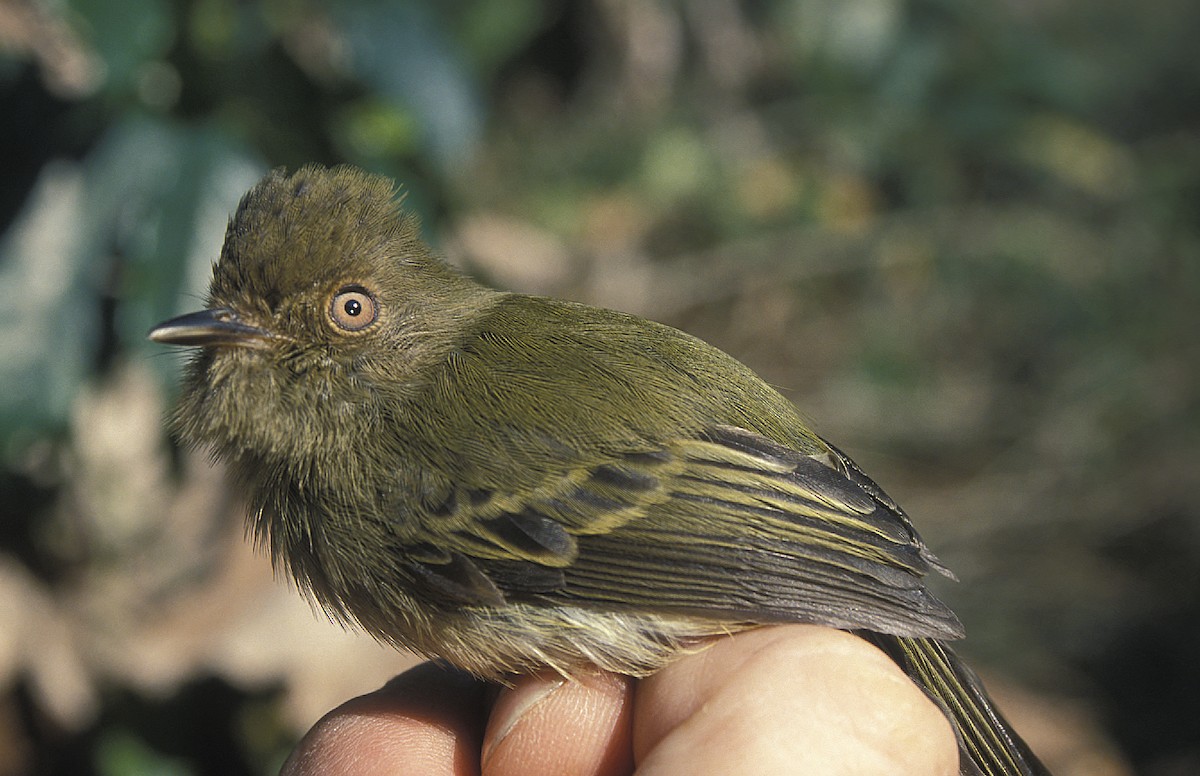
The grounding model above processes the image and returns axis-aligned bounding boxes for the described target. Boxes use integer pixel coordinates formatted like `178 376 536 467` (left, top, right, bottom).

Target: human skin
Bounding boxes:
280 624 959 776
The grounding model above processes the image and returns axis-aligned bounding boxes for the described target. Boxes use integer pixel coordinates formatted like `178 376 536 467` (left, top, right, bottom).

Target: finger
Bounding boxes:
481 670 634 776
281 662 490 776
633 625 958 776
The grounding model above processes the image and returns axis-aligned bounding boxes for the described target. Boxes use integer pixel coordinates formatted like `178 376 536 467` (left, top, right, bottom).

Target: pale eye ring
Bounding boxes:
329 286 378 332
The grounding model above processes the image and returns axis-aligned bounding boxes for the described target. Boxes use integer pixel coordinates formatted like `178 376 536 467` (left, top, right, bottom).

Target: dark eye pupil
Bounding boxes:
343 299 362 317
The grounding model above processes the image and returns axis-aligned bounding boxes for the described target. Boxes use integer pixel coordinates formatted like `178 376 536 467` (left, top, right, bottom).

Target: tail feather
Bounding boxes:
864 634 1050 776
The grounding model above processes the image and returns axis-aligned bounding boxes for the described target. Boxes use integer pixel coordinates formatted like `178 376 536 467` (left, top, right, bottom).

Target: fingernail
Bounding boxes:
482 674 567 766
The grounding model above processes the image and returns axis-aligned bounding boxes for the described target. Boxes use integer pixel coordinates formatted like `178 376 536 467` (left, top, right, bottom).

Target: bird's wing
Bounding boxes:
405 424 964 641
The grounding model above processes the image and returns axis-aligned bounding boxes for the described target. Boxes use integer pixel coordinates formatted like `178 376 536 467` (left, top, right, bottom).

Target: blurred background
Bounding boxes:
1 0 1197 773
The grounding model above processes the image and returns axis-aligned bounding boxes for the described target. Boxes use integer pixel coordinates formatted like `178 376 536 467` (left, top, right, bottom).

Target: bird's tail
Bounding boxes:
864 634 1051 776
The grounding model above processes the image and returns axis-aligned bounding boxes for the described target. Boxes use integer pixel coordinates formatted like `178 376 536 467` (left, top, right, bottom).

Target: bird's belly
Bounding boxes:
410 603 751 679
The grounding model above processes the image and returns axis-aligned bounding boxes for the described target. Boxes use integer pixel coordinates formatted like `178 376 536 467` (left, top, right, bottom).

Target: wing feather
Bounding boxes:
411 424 964 640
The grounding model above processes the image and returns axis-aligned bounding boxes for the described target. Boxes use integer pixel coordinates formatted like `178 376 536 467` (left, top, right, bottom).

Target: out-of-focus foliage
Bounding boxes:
0 0 1195 774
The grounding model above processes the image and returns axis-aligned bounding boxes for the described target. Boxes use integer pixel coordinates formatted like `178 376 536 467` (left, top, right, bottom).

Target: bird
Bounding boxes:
150 164 1049 775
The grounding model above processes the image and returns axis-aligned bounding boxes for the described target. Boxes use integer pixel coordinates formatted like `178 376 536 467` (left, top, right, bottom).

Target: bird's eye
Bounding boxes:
328 286 379 333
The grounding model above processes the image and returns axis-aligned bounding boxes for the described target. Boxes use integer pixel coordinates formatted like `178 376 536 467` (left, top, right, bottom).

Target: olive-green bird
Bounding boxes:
150 165 1048 775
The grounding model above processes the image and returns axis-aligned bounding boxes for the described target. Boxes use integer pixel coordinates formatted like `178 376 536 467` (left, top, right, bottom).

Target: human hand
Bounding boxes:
280 624 958 775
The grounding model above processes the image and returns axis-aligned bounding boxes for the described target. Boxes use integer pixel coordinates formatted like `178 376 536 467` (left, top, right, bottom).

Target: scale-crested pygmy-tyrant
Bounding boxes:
150 165 1049 775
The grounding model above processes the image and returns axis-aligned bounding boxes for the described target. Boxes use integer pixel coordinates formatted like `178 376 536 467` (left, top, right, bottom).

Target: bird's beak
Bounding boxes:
148 308 274 348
